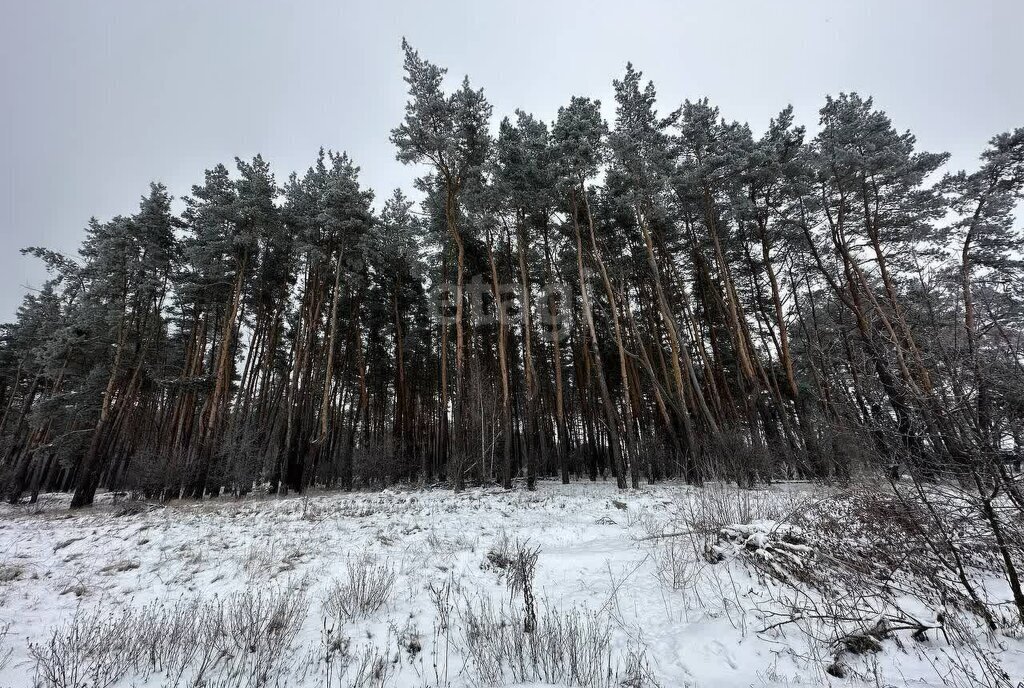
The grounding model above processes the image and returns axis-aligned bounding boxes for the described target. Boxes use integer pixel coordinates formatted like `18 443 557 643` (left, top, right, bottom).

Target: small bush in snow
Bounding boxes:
344 643 394 688
506 540 540 633
459 596 616 687
222 584 310 680
30 606 143 688
483 531 514 572
325 552 395 620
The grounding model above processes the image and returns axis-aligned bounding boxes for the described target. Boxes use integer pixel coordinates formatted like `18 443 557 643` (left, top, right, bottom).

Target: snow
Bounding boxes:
0 480 1020 687
710 521 814 579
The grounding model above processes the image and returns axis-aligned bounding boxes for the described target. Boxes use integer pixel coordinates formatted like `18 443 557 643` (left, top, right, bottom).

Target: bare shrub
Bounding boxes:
30 584 309 688
725 483 1022 686
650 529 702 594
619 645 662 688
685 483 807 534
428 574 456 633
301 624 395 688
390 618 422 661
241 540 277 580
482 531 514 573
325 552 396 620
799 487 1010 626
132 597 207 681
644 483 812 590
343 643 394 688
315 618 351 688
427 574 458 686
217 585 310 685
0 622 12 675
933 610 1017 688
30 606 144 688
459 595 616 687
506 540 540 633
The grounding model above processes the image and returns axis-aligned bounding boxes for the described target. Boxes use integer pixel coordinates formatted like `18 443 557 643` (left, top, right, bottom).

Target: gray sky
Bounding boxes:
2 0 1021 320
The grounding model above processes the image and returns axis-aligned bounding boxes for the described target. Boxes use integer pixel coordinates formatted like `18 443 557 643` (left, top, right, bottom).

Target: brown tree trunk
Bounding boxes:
571 187 626 489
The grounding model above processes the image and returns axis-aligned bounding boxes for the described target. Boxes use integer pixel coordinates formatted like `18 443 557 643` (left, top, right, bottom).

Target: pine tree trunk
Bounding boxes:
487 231 514 489
515 216 539 490
571 187 626 489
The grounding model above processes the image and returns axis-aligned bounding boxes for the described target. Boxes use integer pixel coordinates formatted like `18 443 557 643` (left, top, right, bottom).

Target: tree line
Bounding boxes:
1 42 1023 508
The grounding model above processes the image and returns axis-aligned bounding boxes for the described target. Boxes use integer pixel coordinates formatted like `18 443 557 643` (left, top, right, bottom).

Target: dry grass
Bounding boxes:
323 551 396 621
29 584 310 688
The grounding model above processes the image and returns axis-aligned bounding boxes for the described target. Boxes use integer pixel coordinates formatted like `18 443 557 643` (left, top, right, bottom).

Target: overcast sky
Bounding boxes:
1 0 1021 320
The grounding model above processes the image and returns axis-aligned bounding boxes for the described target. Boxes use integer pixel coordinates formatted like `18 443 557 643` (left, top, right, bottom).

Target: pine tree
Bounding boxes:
390 39 492 490
0 43 1021 513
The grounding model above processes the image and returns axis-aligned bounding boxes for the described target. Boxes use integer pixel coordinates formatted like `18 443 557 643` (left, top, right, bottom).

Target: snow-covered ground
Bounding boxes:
0 480 1020 687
